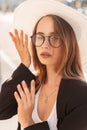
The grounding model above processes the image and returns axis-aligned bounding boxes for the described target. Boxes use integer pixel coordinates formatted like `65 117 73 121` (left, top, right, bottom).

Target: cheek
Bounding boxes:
53 48 64 62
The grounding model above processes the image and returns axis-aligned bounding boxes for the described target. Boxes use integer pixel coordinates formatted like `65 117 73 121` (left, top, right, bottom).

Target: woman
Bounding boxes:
0 0 87 130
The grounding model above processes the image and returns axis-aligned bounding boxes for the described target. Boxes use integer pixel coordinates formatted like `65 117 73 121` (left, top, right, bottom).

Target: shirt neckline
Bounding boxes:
35 88 57 122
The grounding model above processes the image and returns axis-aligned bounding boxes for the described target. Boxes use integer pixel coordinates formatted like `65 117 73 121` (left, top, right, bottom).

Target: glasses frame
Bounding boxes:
30 33 62 48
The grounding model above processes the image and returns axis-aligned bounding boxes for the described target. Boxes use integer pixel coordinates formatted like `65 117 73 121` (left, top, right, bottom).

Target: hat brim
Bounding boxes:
14 0 87 64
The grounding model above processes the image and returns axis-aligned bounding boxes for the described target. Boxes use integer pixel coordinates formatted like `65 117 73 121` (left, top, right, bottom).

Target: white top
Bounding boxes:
32 89 58 130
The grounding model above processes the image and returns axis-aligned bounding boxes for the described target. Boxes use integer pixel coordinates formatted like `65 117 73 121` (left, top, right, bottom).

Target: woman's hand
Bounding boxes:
14 80 35 129
9 29 31 68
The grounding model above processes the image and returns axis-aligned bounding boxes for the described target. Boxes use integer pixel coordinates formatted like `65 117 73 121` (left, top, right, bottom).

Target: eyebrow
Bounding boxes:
36 32 58 35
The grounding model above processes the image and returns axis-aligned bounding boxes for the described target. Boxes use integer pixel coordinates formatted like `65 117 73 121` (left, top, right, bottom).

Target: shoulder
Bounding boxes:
57 79 87 130
58 78 87 113
61 78 87 93
61 78 87 99
62 78 87 86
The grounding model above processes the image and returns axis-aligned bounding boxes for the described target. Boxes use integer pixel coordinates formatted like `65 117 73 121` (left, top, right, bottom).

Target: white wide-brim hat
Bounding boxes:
14 0 87 65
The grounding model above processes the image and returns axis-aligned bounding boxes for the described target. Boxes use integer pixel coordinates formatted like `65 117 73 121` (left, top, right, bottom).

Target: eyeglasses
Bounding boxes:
30 34 62 48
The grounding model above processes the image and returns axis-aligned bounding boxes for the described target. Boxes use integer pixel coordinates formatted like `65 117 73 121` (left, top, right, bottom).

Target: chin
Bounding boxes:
39 60 48 65
39 57 52 65
40 61 47 65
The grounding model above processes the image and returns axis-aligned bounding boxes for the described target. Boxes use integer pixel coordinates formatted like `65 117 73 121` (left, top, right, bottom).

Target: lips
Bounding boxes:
40 52 51 58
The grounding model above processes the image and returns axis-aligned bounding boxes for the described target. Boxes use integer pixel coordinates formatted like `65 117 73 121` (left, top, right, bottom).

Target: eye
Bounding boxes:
52 35 59 39
50 35 59 41
36 34 43 40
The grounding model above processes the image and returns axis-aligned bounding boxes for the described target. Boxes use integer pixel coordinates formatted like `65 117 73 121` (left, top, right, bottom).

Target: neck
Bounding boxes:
46 66 62 87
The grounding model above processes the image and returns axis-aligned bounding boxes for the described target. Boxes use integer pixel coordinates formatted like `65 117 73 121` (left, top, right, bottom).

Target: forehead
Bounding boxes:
36 16 55 33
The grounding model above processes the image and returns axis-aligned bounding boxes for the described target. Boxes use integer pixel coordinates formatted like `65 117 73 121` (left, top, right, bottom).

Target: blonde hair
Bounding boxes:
31 14 84 86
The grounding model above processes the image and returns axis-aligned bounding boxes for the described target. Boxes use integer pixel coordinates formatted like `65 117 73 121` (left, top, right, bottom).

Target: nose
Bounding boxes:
42 37 50 48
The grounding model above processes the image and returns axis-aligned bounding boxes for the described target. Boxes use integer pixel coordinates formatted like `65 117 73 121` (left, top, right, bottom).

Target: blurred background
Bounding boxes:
0 0 87 13
0 0 87 129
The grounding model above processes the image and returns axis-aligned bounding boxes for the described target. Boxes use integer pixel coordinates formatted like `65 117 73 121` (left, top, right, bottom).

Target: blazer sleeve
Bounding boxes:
0 63 36 120
24 121 50 130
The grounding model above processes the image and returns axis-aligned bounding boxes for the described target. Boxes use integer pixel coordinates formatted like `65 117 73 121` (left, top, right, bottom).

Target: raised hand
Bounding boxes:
14 80 35 129
9 29 31 68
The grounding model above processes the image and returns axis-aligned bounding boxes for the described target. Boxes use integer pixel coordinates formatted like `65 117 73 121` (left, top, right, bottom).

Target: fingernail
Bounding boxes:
22 80 25 84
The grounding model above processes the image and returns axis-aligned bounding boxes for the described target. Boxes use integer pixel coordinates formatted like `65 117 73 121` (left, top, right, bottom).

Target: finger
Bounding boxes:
21 80 30 96
14 91 21 104
30 80 35 100
9 32 16 43
20 30 24 45
25 34 28 47
14 29 20 44
9 31 18 49
17 84 26 101
21 80 31 104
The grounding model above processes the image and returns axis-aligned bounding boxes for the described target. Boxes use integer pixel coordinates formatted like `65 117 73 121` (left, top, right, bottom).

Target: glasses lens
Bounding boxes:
31 34 44 46
50 35 60 48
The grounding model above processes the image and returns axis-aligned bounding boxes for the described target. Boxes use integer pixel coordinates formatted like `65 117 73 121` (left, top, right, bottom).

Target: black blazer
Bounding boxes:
0 63 87 130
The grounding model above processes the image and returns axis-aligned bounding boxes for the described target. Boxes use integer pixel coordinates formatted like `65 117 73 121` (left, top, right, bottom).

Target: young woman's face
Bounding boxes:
35 16 64 69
